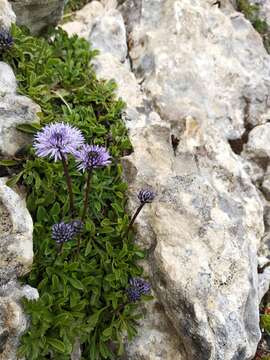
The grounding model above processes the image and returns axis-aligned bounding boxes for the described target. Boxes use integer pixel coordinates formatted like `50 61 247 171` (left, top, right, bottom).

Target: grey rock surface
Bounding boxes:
0 280 38 360
0 61 40 157
90 9 127 62
0 178 36 360
9 0 65 35
0 0 16 29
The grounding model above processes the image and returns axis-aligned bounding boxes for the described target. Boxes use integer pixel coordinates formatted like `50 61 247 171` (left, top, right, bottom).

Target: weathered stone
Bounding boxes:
0 61 40 157
9 0 65 35
0 178 33 282
0 280 38 360
125 301 186 360
0 0 16 30
0 176 36 359
90 9 127 62
61 1 104 39
244 123 270 159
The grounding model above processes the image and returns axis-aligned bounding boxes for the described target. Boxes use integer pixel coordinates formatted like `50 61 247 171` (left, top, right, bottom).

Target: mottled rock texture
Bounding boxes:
0 0 16 29
9 0 65 35
0 178 36 360
0 61 40 157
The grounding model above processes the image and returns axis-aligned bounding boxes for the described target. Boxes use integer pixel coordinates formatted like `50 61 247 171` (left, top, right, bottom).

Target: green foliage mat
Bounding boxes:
1 25 148 359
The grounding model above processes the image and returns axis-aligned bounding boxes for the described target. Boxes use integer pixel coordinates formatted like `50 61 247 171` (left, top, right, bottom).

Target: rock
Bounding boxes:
0 0 16 30
0 177 35 359
0 61 40 157
125 301 186 360
9 0 65 35
262 173 270 200
0 178 33 282
0 62 16 95
61 1 104 39
90 9 127 62
0 280 38 360
244 123 270 159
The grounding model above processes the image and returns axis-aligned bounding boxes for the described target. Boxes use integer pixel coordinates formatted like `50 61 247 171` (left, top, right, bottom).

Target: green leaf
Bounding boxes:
37 206 48 222
46 338 66 353
6 171 23 187
85 240 92 256
0 159 18 166
16 123 41 134
68 277 84 290
50 202 61 216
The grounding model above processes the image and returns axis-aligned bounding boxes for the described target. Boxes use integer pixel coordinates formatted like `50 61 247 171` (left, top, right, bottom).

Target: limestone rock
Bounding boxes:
0 178 36 359
90 9 127 62
9 0 65 35
0 0 16 30
61 1 104 39
0 61 40 157
0 280 38 360
125 301 186 360
0 178 33 282
244 123 270 159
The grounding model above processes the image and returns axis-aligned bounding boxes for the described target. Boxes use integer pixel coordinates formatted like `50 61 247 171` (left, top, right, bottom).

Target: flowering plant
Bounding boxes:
2 26 155 359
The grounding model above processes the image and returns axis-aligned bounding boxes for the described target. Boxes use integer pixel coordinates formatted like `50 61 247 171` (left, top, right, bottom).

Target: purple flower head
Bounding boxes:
75 144 111 172
126 277 151 302
51 220 82 244
138 189 155 204
33 122 84 162
0 30 13 52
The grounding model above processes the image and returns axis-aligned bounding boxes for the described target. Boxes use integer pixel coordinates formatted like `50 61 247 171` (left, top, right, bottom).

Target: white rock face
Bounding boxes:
0 280 38 360
54 0 270 359
0 61 40 157
90 9 127 62
0 178 33 281
244 123 270 158
0 178 36 359
9 0 65 35
61 1 104 39
0 0 16 29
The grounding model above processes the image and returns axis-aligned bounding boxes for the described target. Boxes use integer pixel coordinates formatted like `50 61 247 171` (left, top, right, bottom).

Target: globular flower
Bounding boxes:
33 122 84 162
0 30 13 52
138 189 155 204
126 277 151 302
75 144 111 172
51 220 82 244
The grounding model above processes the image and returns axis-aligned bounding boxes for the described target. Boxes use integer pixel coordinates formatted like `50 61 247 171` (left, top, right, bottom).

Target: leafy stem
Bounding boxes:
125 203 145 238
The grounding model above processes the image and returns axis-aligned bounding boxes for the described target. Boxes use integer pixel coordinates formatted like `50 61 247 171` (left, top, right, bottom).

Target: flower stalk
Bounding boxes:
81 170 92 222
60 151 75 217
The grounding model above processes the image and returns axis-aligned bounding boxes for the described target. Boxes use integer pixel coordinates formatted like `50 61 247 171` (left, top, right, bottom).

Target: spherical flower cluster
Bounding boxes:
126 277 151 302
138 189 155 204
0 30 13 52
75 144 111 172
33 122 84 162
51 220 83 244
